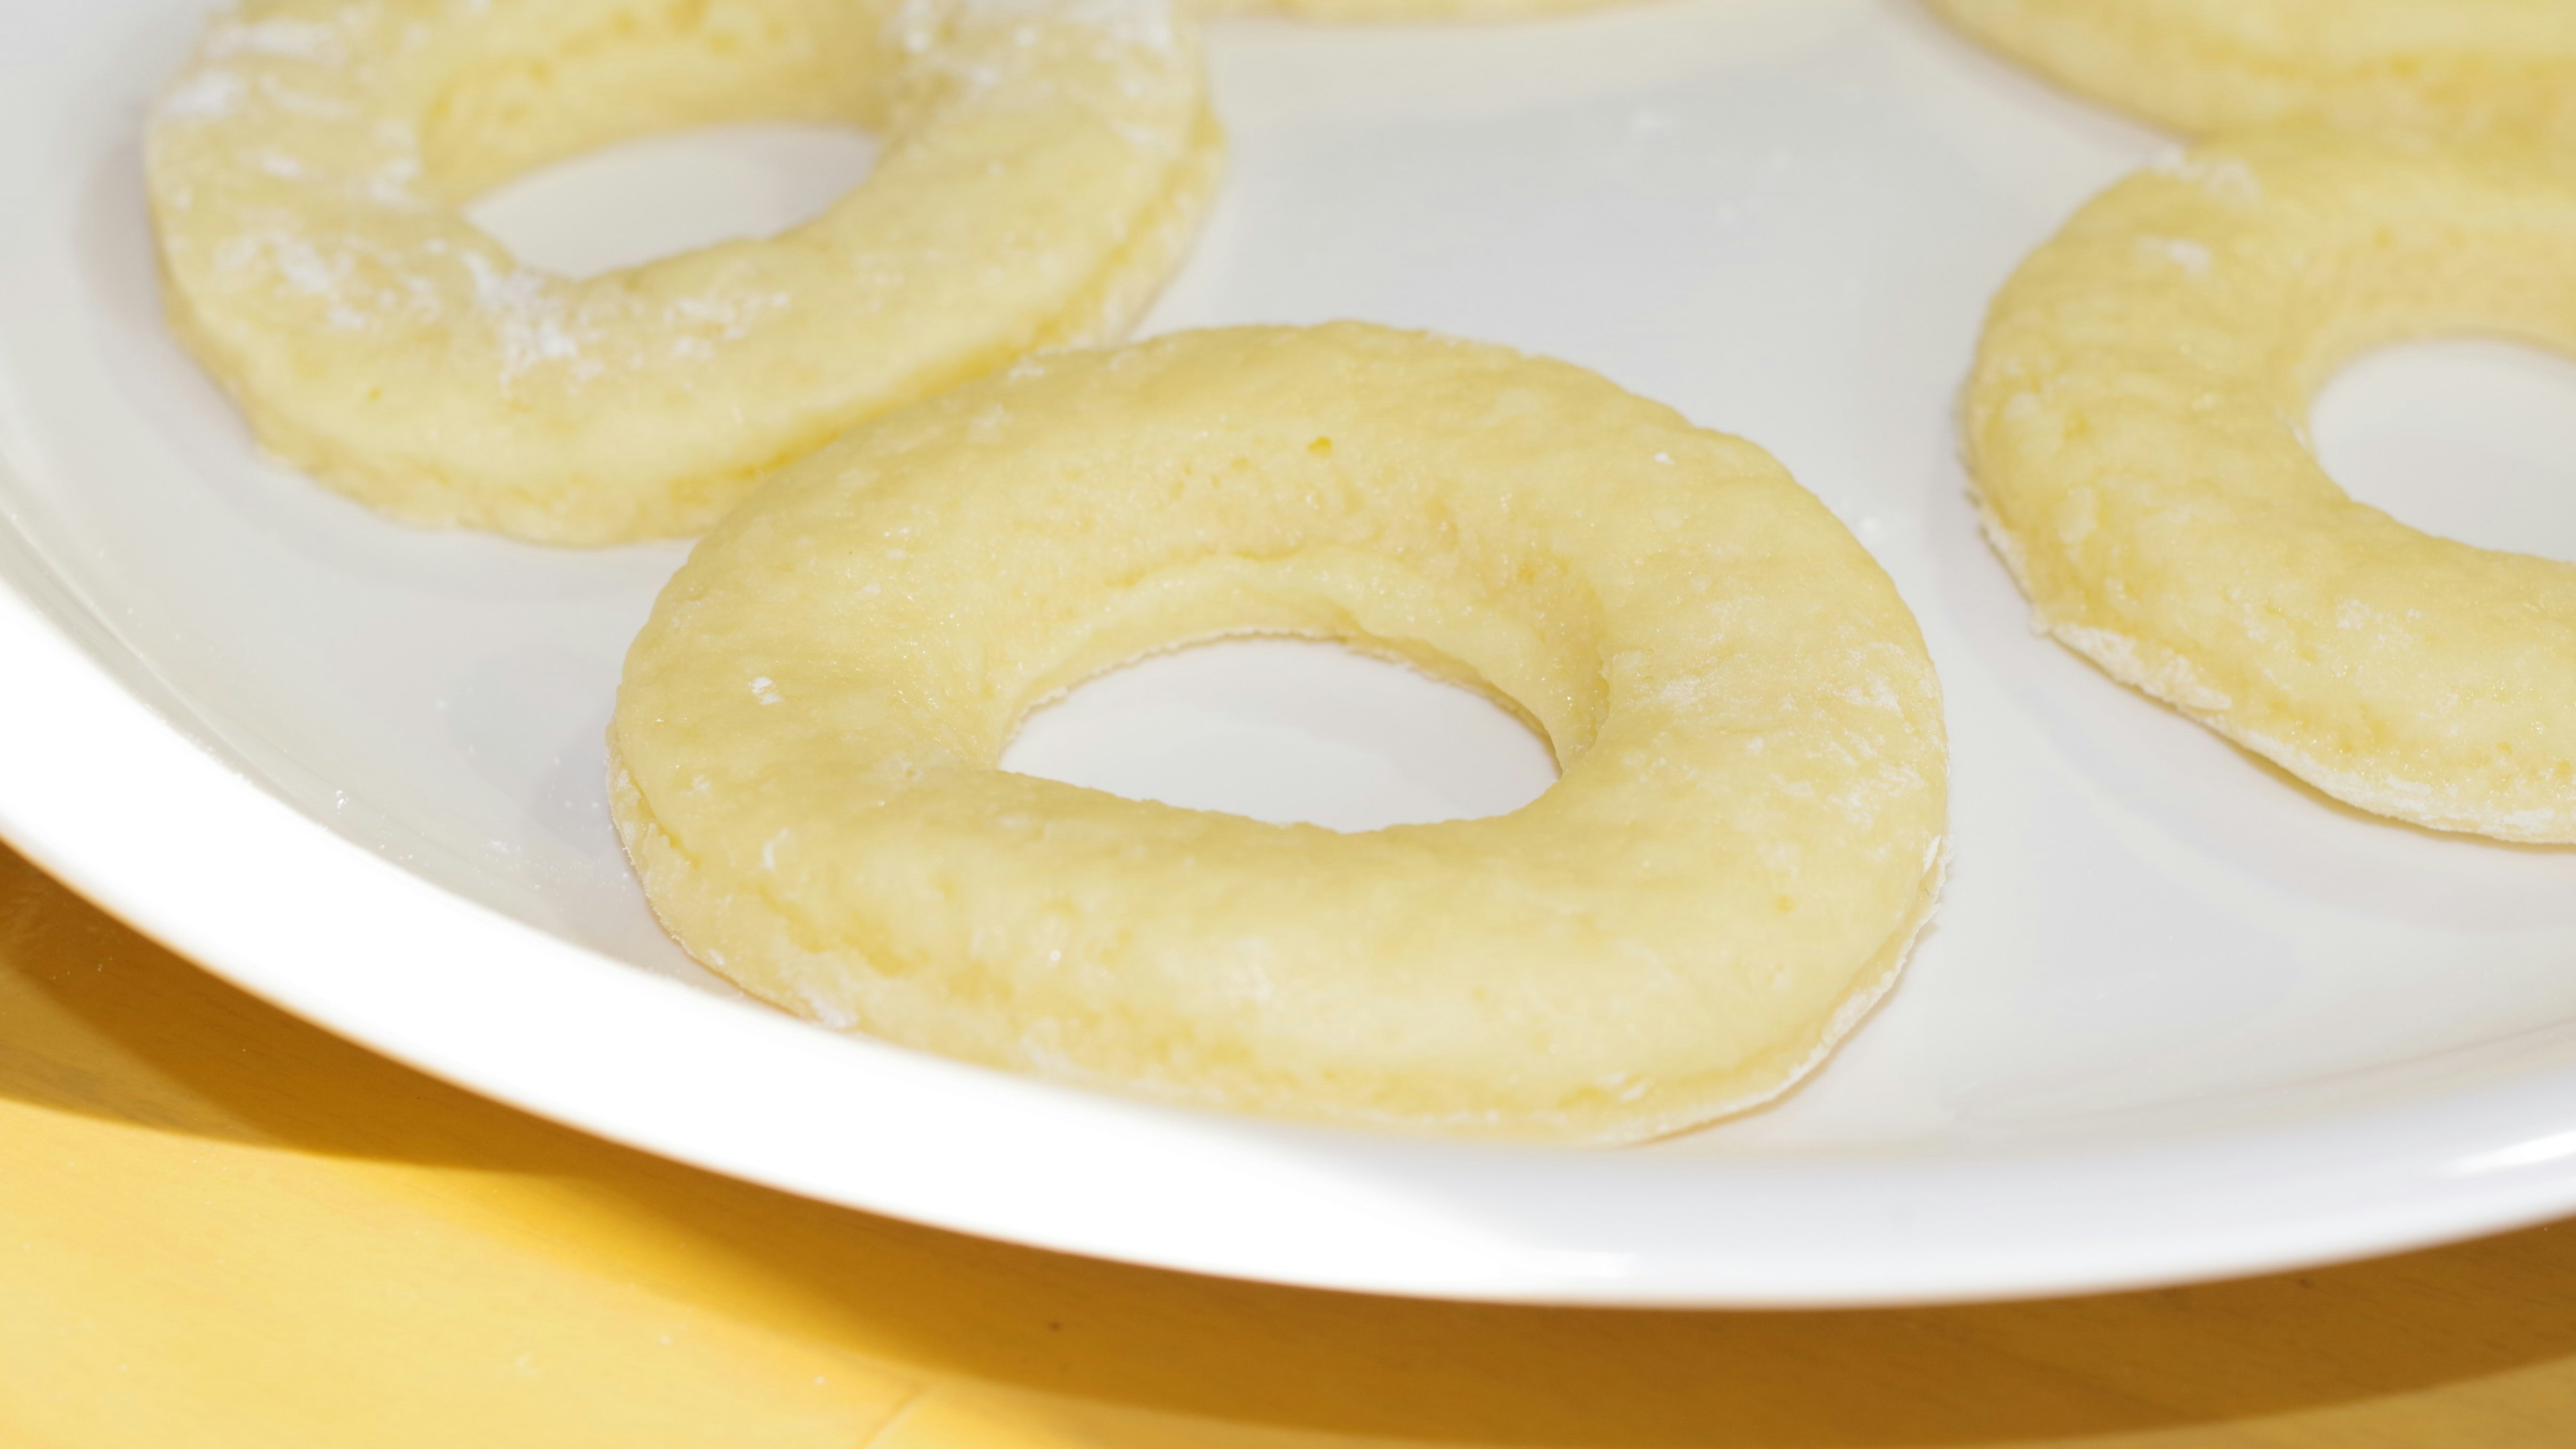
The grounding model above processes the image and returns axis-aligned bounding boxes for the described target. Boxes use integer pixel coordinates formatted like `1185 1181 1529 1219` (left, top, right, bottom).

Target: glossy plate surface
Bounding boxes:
7 0 2576 1305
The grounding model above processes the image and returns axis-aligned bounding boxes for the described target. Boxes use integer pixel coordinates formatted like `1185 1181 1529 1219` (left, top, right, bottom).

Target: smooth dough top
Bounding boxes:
146 0 1219 543
1926 0 2576 144
612 323 1948 1142
1965 130 2576 840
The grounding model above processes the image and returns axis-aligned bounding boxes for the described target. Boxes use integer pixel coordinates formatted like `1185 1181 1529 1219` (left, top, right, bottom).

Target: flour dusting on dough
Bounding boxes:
206 17 347 64
2053 622 2233 713
2141 236 2212 276
158 69 248 123
460 252 598 384
146 0 1218 541
2151 149 2263 203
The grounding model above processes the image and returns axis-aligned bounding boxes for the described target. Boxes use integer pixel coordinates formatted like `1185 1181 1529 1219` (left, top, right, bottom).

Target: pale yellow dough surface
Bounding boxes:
1925 0 2576 144
1211 0 1641 24
146 0 1221 545
610 323 1948 1143
1964 131 2576 841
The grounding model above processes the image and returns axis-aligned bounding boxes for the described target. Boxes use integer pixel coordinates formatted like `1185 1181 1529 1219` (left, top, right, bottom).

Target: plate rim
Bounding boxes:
15 0 2576 1308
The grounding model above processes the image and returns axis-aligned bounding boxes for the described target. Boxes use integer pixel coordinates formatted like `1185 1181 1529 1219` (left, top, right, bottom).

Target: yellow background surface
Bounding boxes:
5 841 2575 1447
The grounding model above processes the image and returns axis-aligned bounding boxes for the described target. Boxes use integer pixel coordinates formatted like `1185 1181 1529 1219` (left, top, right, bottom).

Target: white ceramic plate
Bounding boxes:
9 0 2576 1307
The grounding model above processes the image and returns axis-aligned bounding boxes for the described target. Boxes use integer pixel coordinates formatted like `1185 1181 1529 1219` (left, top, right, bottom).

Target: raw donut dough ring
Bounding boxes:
1963 130 2576 841
610 323 1949 1143
146 0 1222 545
1923 0 2576 145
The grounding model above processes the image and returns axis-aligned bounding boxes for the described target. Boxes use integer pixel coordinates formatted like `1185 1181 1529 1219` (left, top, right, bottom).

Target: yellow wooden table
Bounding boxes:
7 842 2576 1447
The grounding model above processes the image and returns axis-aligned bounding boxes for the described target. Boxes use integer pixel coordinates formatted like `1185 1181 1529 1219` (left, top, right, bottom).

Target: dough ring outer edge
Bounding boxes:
1919 0 2576 145
1963 129 2576 842
145 0 1223 545
608 323 1950 1144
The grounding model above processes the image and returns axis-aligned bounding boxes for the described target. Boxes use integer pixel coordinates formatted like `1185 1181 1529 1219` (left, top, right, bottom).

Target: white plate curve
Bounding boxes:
7 0 2576 1305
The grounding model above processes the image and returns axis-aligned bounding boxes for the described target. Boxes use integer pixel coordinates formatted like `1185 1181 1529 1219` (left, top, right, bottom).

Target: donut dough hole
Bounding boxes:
610 323 1949 1143
146 0 1222 544
1963 130 2576 841
1924 0 2576 145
